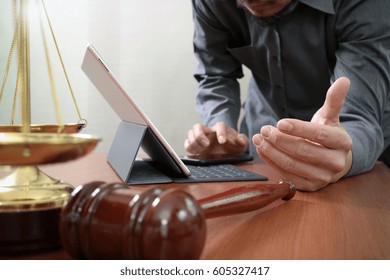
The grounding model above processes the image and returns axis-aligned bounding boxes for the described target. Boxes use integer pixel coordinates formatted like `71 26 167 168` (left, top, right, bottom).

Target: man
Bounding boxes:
184 0 390 191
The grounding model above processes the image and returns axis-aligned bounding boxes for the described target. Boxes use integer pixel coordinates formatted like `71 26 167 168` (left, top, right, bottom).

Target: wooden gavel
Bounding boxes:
59 180 296 260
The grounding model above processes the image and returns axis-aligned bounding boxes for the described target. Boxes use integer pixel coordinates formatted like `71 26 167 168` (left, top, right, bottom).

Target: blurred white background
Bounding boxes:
0 0 248 155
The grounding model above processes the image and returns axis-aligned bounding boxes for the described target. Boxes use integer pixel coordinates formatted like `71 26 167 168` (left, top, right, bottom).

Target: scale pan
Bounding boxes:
0 123 85 134
0 132 100 165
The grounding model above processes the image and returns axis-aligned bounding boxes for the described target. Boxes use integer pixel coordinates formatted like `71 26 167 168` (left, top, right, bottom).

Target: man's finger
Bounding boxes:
193 123 213 147
277 119 352 150
212 122 228 144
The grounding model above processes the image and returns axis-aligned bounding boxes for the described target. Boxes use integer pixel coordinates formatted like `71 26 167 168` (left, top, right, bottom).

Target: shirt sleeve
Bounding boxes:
333 0 390 176
191 0 243 130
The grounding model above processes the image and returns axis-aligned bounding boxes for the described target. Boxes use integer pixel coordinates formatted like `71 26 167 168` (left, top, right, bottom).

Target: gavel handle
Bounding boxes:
199 181 296 219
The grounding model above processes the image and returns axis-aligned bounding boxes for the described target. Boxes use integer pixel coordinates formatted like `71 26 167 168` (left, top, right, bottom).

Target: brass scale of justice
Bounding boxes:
0 0 99 253
0 0 296 258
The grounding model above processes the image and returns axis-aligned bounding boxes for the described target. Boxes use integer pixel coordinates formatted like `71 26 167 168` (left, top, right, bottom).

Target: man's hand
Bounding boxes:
252 77 353 191
184 121 249 155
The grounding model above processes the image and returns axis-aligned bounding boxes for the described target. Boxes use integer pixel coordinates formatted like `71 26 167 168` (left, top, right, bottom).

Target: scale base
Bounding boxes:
0 166 73 256
0 207 62 256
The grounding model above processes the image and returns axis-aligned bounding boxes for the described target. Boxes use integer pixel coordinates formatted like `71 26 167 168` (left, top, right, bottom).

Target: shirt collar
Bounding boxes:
298 0 335 14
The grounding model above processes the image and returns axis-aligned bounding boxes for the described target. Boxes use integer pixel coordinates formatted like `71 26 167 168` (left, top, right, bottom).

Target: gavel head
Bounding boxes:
59 181 206 260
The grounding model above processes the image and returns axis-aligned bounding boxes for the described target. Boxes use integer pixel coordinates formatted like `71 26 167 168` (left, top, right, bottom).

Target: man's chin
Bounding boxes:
247 8 276 17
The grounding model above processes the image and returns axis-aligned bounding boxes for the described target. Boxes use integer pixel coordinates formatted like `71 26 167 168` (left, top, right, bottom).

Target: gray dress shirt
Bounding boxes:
191 0 390 176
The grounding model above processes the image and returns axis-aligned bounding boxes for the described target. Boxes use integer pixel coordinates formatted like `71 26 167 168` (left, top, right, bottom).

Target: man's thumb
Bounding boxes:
312 77 350 125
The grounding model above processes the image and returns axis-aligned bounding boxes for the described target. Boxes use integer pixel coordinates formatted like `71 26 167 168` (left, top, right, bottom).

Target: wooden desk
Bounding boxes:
1 152 390 260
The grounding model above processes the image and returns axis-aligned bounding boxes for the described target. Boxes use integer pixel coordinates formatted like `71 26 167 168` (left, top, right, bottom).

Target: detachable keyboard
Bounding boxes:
126 160 267 185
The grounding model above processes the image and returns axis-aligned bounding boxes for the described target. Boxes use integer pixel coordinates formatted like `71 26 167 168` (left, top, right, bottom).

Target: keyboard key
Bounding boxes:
173 164 267 183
